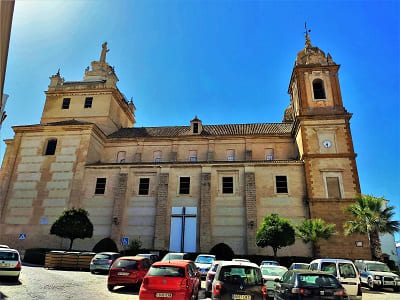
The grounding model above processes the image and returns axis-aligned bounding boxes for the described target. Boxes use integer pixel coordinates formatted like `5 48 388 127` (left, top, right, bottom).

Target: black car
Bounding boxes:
274 270 347 300
211 260 267 299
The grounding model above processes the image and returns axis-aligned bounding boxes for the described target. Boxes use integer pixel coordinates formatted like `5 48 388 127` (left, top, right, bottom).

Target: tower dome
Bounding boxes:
295 31 335 66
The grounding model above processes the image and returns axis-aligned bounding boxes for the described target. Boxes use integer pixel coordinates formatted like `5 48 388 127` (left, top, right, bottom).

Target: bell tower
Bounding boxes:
287 30 370 259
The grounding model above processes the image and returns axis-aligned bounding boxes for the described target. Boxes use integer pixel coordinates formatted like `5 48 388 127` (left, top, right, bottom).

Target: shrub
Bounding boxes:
23 248 49 265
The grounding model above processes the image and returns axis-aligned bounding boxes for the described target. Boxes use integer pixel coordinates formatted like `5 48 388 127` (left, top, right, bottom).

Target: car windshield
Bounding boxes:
195 256 214 264
262 261 278 265
148 266 185 277
163 254 183 260
293 264 309 270
261 267 287 276
338 263 356 278
298 274 341 288
367 263 391 272
219 266 263 286
321 262 337 276
0 252 18 260
113 260 138 270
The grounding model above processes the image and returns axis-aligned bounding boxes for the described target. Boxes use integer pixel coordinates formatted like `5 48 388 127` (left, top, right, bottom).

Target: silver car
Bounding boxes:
90 252 121 274
0 248 21 281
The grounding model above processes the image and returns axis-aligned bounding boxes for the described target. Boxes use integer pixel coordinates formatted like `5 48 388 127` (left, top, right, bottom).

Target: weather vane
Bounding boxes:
304 22 312 48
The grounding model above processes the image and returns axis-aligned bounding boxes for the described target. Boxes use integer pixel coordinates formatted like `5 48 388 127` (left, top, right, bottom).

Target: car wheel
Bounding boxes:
90 270 95 274
368 278 376 290
107 284 114 291
394 286 399 292
205 291 211 298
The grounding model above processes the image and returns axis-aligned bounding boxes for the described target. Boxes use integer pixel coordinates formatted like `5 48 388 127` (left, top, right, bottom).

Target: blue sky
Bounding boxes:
1 0 399 240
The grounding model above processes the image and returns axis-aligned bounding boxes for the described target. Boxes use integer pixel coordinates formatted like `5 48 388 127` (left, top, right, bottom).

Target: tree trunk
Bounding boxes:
273 247 278 260
369 229 383 261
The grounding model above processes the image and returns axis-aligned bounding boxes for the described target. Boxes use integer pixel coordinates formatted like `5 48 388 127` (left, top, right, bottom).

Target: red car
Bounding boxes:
139 260 200 300
107 256 151 291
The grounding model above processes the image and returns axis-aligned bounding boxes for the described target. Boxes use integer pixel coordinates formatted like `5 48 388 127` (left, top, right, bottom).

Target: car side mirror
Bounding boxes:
274 278 281 283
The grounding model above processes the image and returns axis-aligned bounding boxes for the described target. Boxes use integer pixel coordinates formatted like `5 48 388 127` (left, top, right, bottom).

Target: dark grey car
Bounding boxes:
90 252 121 274
211 261 267 300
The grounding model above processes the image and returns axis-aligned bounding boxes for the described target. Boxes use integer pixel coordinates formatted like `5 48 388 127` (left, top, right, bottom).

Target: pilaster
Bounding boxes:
245 170 257 254
154 172 169 250
110 173 128 243
199 171 212 251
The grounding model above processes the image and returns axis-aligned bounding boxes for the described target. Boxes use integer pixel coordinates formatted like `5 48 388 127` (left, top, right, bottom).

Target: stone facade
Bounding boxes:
0 39 371 259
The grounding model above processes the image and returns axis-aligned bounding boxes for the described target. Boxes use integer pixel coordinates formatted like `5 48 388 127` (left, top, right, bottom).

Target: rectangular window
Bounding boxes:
179 177 190 194
117 151 126 163
276 175 288 193
193 123 199 134
265 148 274 160
45 139 57 155
84 97 93 108
95 178 106 194
226 149 235 161
222 177 233 194
326 177 341 198
189 150 197 162
154 151 162 162
62 98 70 109
138 178 150 195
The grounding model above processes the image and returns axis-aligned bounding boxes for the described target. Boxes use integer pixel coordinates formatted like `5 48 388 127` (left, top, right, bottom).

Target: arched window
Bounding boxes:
313 79 326 99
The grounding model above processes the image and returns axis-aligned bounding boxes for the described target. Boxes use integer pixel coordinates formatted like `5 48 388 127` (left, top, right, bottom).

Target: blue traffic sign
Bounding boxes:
19 233 27 240
121 237 129 246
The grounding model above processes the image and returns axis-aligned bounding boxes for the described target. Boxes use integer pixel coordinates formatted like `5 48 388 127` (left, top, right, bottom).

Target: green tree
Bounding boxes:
255 214 295 259
344 195 400 261
50 208 93 250
296 218 337 258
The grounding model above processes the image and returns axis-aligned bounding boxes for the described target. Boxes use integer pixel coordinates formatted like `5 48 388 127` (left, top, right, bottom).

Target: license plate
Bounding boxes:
0 263 9 267
117 272 129 276
155 293 172 298
232 294 251 300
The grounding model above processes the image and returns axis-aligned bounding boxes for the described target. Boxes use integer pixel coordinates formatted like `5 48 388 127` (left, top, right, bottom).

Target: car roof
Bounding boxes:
292 269 336 275
0 248 20 254
95 252 120 255
261 265 287 269
152 259 191 267
310 258 354 264
356 260 384 264
117 256 148 261
218 260 260 268
196 254 215 257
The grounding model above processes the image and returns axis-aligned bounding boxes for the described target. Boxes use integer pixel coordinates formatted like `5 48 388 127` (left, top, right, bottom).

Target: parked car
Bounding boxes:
137 253 159 265
309 258 362 299
161 252 190 261
274 269 348 300
260 260 279 266
107 256 151 291
260 265 288 298
354 259 400 291
211 260 267 299
288 262 310 270
0 248 21 281
0 245 10 248
195 254 216 278
90 252 121 274
205 260 223 297
139 259 201 300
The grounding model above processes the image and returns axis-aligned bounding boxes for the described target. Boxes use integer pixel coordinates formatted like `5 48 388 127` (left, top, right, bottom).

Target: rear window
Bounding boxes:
0 251 19 260
219 266 263 286
261 267 286 277
338 263 356 278
148 266 185 277
95 254 112 259
366 263 391 272
113 259 138 270
195 256 214 264
298 274 341 288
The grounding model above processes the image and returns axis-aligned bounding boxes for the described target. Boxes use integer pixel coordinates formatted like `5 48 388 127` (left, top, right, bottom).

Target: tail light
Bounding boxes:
143 277 149 287
213 282 222 296
261 285 268 299
91 258 95 263
106 259 112 265
291 288 311 295
180 278 188 289
14 260 21 270
333 290 346 296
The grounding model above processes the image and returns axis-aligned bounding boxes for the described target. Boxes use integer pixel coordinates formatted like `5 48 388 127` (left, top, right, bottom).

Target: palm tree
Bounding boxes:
296 218 337 258
344 194 400 261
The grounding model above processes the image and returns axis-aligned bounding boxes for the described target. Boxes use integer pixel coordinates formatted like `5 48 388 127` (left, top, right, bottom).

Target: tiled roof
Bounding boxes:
108 123 293 138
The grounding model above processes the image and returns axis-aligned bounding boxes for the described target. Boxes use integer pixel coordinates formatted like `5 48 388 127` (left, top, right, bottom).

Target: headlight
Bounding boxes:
374 275 381 280
394 276 400 281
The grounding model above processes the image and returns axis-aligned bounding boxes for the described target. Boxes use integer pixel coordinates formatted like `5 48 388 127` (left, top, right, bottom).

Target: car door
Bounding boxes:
187 263 199 296
274 271 294 300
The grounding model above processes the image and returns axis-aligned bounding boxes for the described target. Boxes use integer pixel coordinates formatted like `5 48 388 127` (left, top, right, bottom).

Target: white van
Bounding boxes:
309 258 362 300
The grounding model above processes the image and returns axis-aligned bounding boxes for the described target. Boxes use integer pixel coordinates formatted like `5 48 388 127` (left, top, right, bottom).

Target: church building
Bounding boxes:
0 35 371 259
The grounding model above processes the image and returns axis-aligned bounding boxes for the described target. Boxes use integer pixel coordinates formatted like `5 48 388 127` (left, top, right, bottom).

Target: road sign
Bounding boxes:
121 237 129 246
19 233 27 240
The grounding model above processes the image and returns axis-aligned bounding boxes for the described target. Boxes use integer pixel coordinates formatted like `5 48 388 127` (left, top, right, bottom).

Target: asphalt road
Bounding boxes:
0 264 399 300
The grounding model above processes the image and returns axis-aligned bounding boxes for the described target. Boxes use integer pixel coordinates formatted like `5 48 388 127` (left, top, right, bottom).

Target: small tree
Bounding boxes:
296 218 337 258
50 208 93 250
255 214 295 259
